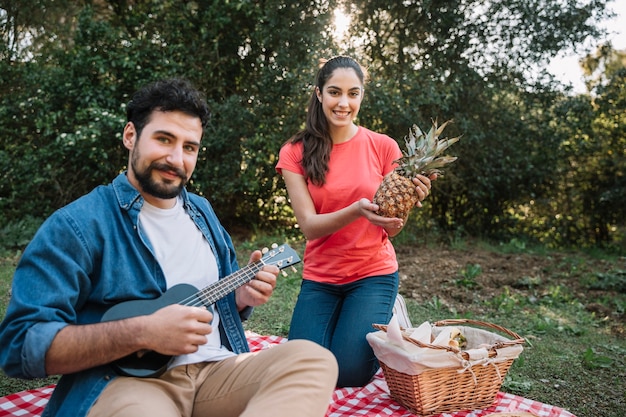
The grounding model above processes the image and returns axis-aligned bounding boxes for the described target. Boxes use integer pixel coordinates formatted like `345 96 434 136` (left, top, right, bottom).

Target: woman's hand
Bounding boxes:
358 198 404 230
361 173 437 237
412 173 437 208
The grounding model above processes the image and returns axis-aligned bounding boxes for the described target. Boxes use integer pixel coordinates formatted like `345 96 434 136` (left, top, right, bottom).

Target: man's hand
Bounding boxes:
143 304 213 355
45 304 213 375
235 250 279 311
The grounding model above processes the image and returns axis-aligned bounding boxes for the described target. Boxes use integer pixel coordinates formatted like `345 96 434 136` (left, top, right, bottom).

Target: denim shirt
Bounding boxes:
0 173 251 417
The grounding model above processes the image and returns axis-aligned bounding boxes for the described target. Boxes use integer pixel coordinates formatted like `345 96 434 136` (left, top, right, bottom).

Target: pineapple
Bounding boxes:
374 120 460 219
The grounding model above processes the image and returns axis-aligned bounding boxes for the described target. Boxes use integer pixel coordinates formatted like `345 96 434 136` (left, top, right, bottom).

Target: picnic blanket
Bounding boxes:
0 332 577 417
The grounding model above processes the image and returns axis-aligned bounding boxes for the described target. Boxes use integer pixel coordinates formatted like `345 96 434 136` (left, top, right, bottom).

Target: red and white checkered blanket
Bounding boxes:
0 332 577 417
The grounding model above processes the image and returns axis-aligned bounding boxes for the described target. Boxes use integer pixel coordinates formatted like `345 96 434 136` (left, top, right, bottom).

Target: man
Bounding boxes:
0 78 338 417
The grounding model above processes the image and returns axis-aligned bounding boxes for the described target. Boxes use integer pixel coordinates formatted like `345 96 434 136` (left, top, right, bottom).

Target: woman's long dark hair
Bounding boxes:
289 56 367 186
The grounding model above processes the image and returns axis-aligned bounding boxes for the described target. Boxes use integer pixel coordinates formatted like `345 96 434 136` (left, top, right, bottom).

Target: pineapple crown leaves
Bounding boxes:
395 119 461 177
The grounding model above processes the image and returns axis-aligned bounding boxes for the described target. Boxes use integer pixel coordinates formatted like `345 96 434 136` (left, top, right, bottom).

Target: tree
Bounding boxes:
0 0 79 61
1 0 623 248
582 45 626 245
0 0 334 230
335 0 615 242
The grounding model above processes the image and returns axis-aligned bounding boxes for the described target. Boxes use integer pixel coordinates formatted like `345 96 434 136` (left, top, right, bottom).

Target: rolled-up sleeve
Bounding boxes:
22 321 67 378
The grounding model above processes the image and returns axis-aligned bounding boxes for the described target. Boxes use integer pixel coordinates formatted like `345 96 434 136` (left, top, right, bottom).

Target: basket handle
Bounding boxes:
372 318 525 359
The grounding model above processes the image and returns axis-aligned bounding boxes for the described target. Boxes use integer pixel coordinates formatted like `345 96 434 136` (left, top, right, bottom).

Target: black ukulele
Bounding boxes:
101 244 300 378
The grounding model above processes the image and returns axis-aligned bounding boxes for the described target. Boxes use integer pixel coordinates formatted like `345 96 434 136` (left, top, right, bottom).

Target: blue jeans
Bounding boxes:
288 272 399 387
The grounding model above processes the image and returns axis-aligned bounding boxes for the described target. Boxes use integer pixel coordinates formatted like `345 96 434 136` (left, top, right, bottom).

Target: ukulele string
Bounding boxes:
178 264 261 308
172 246 287 308
175 259 283 308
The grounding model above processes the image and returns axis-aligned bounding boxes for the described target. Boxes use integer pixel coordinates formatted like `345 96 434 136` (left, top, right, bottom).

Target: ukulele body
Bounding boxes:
101 284 204 378
99 243 299 378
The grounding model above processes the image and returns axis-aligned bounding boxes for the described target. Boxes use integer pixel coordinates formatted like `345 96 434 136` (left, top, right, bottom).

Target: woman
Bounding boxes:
276 56 434 387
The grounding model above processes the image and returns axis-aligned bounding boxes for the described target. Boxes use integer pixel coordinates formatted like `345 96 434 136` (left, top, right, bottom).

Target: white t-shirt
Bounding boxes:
139 197 236 367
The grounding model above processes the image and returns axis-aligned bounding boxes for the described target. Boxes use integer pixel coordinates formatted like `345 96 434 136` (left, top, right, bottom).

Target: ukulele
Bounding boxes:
100 243 300 378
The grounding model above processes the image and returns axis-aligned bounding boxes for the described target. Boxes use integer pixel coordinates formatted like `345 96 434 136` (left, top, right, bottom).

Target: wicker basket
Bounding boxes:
372 319 525 416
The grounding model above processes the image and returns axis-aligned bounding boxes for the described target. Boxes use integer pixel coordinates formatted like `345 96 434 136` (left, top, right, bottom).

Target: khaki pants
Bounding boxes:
88 340 337 417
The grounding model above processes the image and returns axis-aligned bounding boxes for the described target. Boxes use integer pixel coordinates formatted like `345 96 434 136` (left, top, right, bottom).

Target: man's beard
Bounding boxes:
131 152 188 199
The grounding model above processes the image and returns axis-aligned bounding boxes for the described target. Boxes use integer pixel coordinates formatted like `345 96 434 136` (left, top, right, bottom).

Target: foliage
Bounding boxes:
0 215 42 257
0 0 338 230
337 0 622 247
531 47 626 248
0 0 624 247
455 263 482 288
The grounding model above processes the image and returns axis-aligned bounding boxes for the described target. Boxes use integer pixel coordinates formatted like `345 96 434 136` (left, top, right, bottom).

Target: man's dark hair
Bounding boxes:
126 78 211 137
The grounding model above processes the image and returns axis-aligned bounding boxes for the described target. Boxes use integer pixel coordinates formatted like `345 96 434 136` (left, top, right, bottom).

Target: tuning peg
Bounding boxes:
271 243 278 249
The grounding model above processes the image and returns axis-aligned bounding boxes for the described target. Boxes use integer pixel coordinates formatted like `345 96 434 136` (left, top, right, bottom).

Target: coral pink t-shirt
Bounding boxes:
276 126 402 284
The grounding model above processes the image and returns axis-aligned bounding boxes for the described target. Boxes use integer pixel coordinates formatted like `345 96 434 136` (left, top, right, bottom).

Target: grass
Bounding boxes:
1 237 624 417
245 237 626 417
387 298 624 417
0 254 59 395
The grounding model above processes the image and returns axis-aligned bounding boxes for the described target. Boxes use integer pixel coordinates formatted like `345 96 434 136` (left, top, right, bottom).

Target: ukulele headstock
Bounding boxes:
261 243 301 272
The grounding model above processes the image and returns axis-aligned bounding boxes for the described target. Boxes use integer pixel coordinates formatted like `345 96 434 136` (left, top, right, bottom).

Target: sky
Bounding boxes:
547 2 626 93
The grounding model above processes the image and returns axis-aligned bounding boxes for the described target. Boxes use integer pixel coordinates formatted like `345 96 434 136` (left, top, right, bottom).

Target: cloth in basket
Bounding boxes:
367 320 523 375
367 319 525 416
